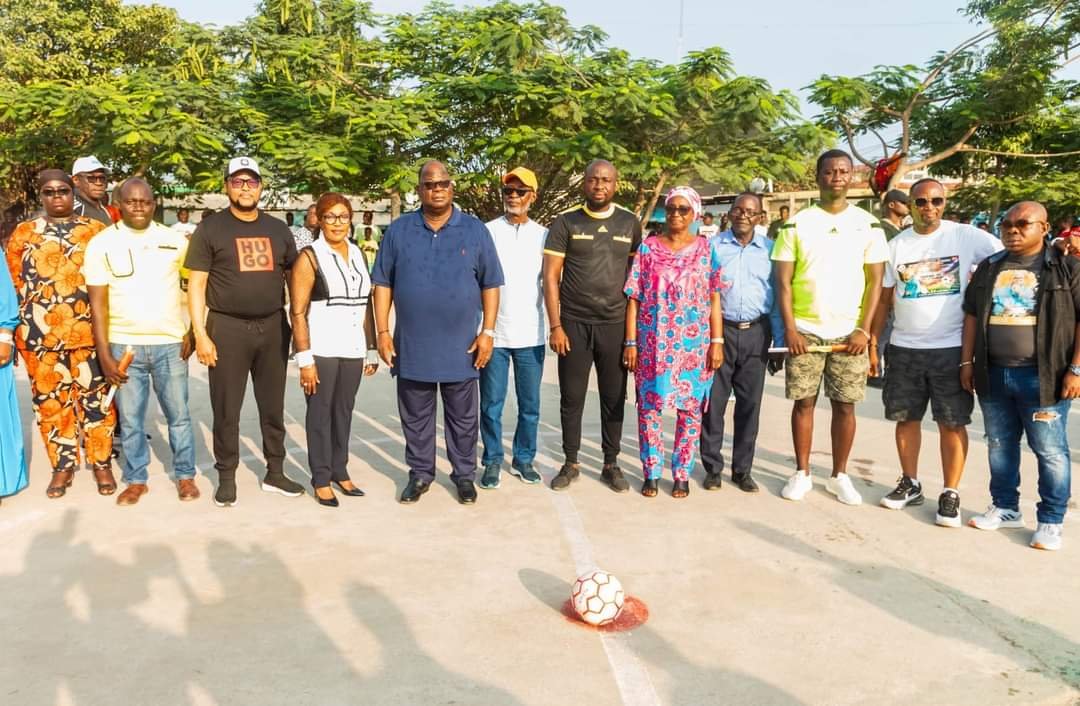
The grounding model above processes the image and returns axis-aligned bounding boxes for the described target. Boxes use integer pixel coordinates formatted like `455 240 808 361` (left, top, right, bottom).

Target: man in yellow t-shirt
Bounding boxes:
84 178 198 506
771 149 888 506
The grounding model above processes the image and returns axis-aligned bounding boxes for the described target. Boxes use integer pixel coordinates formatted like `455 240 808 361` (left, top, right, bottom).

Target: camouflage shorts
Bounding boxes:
785 333 869 403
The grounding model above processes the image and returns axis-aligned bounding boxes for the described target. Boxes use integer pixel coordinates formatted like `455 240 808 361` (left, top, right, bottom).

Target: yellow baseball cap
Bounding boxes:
502 167 538 191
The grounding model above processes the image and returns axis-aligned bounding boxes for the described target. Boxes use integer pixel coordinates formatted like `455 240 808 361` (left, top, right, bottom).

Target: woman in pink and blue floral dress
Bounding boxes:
623 186 724 498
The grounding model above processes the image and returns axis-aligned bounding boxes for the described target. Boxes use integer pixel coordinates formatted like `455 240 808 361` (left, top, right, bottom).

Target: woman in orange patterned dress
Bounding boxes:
5 170 116 498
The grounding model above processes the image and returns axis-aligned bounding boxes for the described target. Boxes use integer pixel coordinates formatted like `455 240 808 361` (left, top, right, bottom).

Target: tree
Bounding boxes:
808 0 1080 196
0 1 237 206
383 1 829 223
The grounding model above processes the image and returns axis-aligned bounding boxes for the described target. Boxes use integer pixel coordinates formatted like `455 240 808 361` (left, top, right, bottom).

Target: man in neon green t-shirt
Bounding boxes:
771 149 888 506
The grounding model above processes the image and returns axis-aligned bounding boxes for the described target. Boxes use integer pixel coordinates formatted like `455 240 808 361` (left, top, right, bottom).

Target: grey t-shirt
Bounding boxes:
987 251 1043 367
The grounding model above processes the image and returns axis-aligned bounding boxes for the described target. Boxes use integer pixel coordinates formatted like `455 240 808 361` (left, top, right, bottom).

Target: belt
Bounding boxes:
723 316 767 330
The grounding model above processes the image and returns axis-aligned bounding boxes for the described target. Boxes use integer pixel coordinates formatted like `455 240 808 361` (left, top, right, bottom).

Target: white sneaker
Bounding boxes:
968 505 1025 530
1030 522 1063 551
780 471 813 501
826 473 862 506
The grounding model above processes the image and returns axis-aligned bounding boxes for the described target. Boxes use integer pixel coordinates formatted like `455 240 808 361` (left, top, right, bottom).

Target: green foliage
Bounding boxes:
0 0 828 221
809 0 1080 197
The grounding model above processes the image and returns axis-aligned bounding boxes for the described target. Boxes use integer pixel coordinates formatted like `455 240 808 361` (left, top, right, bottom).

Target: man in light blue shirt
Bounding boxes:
700 192 784 492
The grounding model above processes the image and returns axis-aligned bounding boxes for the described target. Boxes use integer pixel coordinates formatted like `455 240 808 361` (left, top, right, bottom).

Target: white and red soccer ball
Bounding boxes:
571 569 625 626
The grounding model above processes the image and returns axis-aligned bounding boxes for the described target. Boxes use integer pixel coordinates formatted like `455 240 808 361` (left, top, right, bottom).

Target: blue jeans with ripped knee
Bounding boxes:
978 365 1071 524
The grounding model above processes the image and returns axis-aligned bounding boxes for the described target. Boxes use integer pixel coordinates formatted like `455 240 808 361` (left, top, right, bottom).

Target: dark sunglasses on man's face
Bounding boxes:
422 180 452 191
665 205 693 217
1000 219 1046 231
501 186 532 198
41 187 72 198
228 177 261 189
913 197 945 208
83 174 108 184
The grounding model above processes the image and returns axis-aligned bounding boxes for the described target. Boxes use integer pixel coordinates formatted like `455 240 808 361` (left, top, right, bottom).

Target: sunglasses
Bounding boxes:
421 180 452 191
1000 219 1046 231
321 214 351 224
665 205 694 217
82 174 108 184
501 186 533 197
228 176 262 189
41 187 72 198
913 197 945 208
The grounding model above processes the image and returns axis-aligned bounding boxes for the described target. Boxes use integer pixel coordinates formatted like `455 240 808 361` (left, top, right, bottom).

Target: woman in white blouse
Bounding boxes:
289 193 378 507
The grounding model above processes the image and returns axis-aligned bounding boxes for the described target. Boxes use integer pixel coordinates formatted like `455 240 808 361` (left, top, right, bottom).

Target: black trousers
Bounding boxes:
396 377 478 483
206 310 290 479
557 319 627 465
700 319 769 476
305 356 366 488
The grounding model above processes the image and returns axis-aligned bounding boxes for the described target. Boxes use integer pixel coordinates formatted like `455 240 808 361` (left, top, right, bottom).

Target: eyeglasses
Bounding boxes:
41 187 72 198
501 186 533 197
729 207 762 218
1000 219 1046 231
321 214 351 224
913 197 945 208
665 205 693 217
421 180 452 191
83 174 108 185
121 199 154 208
228 176 262 189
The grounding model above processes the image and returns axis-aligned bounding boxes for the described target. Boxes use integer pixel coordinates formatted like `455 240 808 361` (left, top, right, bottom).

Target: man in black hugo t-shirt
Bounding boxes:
543 159 642 493
961 201 1080 552
184 157 302 507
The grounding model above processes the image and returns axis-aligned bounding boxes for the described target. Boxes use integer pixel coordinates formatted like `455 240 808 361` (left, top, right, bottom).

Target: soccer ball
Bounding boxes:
571 569 625 626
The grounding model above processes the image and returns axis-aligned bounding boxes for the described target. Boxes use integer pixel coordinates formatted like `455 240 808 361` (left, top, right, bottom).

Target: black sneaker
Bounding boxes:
936 490 962 528
879 476 923 510
214 477 238 507
510 461 542 485
601 463 630 493
550 463 580 491
261 473 304 497
478 463 501 490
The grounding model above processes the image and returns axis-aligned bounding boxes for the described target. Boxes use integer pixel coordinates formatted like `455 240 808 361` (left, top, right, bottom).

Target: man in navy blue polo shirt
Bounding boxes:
372 160 504 505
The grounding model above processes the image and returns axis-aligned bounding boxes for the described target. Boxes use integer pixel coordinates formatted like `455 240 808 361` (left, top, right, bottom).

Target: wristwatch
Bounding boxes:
1069 364 1080 377
481 328 496 338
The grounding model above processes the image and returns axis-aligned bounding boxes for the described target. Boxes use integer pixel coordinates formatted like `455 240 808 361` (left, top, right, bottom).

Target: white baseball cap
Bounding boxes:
72 156 108 175
226 156 261 178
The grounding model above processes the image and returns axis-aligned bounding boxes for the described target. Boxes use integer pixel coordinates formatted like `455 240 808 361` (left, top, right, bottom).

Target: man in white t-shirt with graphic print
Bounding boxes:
871 178 1002 526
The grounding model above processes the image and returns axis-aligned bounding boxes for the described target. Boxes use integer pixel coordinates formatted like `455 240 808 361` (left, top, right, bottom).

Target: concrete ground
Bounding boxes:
1 355 1078 706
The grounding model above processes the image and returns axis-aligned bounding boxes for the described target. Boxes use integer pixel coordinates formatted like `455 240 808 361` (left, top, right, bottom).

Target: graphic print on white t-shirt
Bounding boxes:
895 255 960 299
884 220 1003 349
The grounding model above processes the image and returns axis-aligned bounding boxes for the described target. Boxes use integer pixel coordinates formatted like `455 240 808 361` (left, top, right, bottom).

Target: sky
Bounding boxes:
138 0 1077 159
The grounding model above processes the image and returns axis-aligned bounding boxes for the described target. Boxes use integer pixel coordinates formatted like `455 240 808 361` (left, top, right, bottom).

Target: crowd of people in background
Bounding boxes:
0 148 1077 555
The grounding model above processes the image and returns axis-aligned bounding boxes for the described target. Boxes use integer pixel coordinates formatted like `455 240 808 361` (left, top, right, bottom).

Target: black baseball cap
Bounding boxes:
884 189 908 205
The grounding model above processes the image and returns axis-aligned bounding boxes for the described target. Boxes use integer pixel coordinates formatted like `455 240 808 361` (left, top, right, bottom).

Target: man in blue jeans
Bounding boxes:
85 178 198 505
479 168 548 489
961 200 1080 551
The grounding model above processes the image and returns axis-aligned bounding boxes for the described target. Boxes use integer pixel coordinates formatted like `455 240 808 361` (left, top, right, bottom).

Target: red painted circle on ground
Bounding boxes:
562 596 650 632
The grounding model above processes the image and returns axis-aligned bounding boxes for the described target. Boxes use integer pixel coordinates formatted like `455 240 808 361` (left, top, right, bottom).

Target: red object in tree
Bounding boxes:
871 154 903 196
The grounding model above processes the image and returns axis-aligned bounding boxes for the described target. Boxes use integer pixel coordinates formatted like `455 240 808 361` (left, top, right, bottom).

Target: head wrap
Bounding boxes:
665 186 703 220
36 169 74 190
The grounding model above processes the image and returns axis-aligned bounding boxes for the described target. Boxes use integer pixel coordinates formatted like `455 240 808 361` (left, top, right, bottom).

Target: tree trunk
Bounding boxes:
639 172 668 229
632 182 647 218
389 189 402 220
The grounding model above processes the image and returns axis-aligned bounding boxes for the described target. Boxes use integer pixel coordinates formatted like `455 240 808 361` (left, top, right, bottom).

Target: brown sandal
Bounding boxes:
46 472 74 499
92 466 117 496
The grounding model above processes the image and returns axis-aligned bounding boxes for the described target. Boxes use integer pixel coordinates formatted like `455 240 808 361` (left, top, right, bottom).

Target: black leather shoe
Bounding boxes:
641 478 659 497
703 472 722 491
316 493 339 508
399 478 431 504
333 482 366 497
732 473 759 493
455 479 477 505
